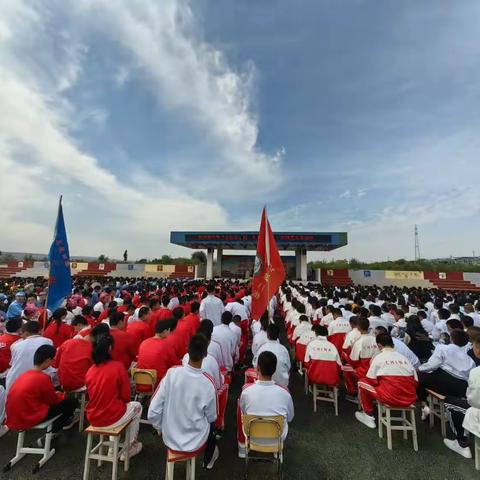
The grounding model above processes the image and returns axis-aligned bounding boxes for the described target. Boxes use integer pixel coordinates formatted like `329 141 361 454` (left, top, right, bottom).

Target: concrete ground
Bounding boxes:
1 319 478 480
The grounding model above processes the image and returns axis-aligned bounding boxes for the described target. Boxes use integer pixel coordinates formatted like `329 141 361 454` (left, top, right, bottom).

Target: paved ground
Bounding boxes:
1 320 479 480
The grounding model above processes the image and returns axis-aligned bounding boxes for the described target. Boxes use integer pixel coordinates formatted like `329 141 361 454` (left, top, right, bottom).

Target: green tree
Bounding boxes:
191 251 207 264
98 254 109 263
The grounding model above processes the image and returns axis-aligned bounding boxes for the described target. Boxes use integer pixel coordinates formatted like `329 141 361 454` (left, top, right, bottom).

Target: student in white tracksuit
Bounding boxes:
238 350 294 457
253 324 291 387
148 334 219 470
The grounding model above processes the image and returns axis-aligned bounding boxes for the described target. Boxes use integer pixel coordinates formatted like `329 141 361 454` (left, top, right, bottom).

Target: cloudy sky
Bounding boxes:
1 0 479 262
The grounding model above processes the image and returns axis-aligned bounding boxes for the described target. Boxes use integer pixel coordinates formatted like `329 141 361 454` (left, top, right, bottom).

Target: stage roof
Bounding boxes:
170 231 347 252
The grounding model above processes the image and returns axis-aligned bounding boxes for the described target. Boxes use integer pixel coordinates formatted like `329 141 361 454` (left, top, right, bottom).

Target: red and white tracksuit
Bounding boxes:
304 336 342 386
342 334 378 395
358 348 418 415
328 317 351 354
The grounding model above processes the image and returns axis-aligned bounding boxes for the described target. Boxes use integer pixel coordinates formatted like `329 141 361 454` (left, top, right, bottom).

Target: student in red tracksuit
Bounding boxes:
43 308 74 348
304 325 342 387
0 317 22 375
6 344 78 433
356 334 417 429
55 324 109 392
126 306 152 355
109 311 136 369
171 307 192 358
136 319 179 391
183 302 201 338
85 334 143 459
71 315 92 339
342 317 378 402
148 295 172 336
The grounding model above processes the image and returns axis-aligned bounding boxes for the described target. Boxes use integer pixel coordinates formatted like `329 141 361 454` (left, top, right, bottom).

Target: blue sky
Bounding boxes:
1 0 480 261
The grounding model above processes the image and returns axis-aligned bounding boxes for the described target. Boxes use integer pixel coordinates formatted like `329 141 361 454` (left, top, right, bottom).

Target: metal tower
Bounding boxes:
414 224 421 260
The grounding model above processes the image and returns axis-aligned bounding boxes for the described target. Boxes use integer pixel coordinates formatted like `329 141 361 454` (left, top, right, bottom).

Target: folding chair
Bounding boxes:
131 368 157 424
241 414 284 480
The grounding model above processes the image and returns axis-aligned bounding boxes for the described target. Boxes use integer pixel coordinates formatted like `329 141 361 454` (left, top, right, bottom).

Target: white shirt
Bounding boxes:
305 336 341 365
419 344 475 381
297 330 317 347
421 318 434 334
392 338 420 369
293 322 312 342
240 380 294 440
252 330 268 356
93 301 105 313
225 302 249 321
182 353 222 390
342 328 361 350
254 340 291 387
167 297 179 311
208 340 223 368
199 295 225 327
328 317 351 336
6 335 54 391
350 334 379 361
320 313 334 327
367 348 417 380
368 316 392 332
212 324 236 370
148 365 217 452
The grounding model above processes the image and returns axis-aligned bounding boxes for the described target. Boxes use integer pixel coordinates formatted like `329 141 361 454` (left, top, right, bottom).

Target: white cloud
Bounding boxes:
339 189 352 199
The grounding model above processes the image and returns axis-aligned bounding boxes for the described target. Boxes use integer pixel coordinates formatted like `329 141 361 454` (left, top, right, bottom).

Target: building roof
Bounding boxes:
170 231 347 251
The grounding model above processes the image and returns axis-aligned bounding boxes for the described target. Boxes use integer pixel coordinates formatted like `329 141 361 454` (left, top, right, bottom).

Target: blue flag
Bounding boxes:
47 197 72 311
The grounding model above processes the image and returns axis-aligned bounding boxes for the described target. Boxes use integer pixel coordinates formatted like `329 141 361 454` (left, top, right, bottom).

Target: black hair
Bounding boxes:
22 320 40 335
188 334 208 362
357 317 370 332
172 307 184 321
450 329 469 347
299 314 309 323
71 315 88 327
257 351 277 377
34 344 56 366
91 323 110 339
313 324 328 336
198 319 213 336
6 317 22 332
109 311 125 327
266 323 280 341
161 294 170 307
375 326 388 335
417 310 427 320
221 311 233 325
438 308 451 320
447 319 463 331
461 316 474 329
149 298 160 309
260 310 269 331
190 301 200 314
138 306 150 319
155 318 175 335
376 334 394 348
92 334 114 365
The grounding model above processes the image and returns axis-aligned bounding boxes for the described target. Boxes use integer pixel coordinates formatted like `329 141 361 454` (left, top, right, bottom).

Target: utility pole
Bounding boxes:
414 224 421 261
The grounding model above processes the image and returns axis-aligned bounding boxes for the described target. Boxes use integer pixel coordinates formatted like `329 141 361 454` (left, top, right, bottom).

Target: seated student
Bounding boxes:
86 334 143 459
230 315 242 364
295 323 317 371
342 317 378 402
6 321 54 392
212 311 237 372
148 334 219 470
137 319 179 390
432 308 452 341
328 308 351 353
237 351 294 458
461 316 474 331
109 311 136 369
418 329 475 419
0 317 22 376
304 325 342 386
443 333 480 459
466 327 480 366
374 326 420 369
405 315 434 362
6 345 78 433
55 324 108 392
292 315 312 343
417 310 434 335
368 304 391 331
43 308 73 348
253 324 291 388
71 315 92 339
126 306 151 355
391 310 408 339
198 319 223 368
356 334 417 429
148 294 172 336
342 315 361 358
251 312 269 357
183 301 201 339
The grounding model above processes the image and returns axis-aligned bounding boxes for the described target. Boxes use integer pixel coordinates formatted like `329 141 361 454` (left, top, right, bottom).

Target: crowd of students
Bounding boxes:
1 277 480 471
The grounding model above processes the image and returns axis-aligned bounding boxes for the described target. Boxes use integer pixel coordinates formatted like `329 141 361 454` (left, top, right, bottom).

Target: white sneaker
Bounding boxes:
355 411 376 429
421 406 431 421
238 445 246 459
120 441 143 461
0 425 9 438
444 438 472 459
205 445 219 470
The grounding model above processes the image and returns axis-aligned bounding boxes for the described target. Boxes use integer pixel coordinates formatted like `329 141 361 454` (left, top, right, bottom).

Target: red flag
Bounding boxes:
251 207 286 320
